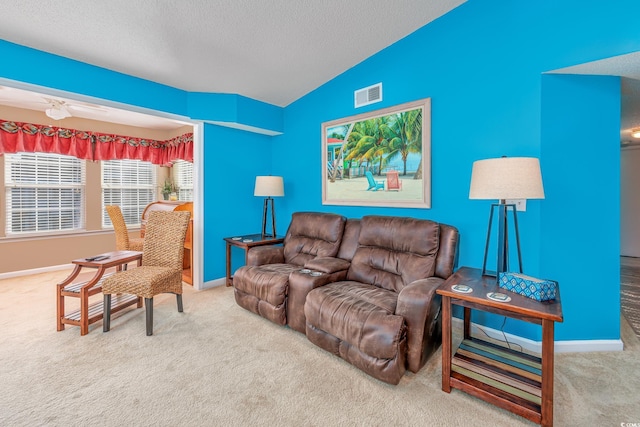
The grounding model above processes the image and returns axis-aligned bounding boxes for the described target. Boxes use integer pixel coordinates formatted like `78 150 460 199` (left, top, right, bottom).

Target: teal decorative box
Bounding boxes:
498 272 557 302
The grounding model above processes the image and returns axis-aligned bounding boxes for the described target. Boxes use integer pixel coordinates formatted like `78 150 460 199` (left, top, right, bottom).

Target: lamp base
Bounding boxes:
261 197 277 238
481 202 523 278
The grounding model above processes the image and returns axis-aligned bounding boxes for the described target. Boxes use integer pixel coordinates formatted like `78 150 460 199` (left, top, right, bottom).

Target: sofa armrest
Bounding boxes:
396 277 444 373
287 269 349 333
303 257 351 274
247 246 284 266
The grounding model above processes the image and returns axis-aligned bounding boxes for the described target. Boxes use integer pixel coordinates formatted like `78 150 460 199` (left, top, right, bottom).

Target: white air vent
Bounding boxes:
354 83 382 108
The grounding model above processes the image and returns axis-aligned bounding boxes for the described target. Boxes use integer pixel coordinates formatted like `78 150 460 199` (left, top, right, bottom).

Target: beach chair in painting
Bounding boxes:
365 171 384 191
386 170 402 191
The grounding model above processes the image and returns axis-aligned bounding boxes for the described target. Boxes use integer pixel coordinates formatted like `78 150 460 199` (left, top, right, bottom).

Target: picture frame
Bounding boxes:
321 98 431 208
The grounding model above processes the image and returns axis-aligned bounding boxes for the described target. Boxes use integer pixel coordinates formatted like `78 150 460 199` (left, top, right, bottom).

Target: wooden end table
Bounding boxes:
223 234 284 287
56 250 143 336
437 267 563 427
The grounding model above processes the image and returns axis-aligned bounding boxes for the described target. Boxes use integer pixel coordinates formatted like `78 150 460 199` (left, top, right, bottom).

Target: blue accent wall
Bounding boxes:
1 0 640 341
273 0 640 341
188 92 283 134
201 124 273 280
541 74 621 340
0 39 187 115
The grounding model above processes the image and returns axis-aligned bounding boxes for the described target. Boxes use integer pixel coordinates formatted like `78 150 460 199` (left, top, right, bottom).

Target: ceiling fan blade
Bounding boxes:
67 104 108 113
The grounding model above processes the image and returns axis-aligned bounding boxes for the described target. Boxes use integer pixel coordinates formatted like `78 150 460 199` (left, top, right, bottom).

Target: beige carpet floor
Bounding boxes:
1 269 639 426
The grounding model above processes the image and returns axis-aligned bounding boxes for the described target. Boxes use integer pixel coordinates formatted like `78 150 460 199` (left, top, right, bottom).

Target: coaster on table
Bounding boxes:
242 239 253 243
231 237 242 240
451 284 473 294
486 292 511 302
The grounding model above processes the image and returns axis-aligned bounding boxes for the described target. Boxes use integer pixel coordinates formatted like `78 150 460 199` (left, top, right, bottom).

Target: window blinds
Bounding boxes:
173 160 194 201
102 159 156 228
4 152 85 234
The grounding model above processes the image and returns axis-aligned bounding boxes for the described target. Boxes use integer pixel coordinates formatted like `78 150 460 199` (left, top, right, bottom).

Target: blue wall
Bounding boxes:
201 124 273 279
0 40 187 115
541 74 621 340
272 0 640 341
1 0 639 342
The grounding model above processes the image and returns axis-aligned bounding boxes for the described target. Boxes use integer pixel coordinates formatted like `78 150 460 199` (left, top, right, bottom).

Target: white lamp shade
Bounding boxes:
254 176 284 197
469 157 544 200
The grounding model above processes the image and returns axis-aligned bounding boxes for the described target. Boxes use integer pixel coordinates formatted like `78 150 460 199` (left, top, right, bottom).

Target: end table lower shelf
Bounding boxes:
451 337 543 419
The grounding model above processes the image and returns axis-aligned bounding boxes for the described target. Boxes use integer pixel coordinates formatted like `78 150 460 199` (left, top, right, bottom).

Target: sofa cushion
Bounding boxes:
305 282 404 360
233 263 300 306
283 212 346 266
347 216 440 292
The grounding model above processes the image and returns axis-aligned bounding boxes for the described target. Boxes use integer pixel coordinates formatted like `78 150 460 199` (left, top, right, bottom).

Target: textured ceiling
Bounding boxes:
0 0 466 107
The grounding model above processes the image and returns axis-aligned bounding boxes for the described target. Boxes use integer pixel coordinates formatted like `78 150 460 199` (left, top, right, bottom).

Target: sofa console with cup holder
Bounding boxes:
232 212 459 384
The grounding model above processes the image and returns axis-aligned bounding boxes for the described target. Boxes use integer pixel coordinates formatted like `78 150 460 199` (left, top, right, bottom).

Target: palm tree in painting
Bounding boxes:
380 109 422 176
345 117 391 176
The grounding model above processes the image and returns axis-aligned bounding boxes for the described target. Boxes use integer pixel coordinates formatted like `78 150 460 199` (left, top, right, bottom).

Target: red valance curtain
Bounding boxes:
0 121 93 160
0 120 193 165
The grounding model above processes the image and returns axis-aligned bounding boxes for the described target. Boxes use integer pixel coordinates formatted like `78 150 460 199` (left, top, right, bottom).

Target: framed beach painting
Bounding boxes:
322 98 431 208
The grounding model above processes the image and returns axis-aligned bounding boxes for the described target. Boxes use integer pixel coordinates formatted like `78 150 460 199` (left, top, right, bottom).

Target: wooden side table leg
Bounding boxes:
56 265 81 332
80 287 89 336
463 307 471 339
441 295 452 393
56 284 65 331
79 267 103 336
541 319 555 427
226 242 232 287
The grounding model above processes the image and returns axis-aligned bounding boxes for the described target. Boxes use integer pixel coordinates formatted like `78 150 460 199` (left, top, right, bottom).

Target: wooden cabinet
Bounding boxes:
141 201 193 285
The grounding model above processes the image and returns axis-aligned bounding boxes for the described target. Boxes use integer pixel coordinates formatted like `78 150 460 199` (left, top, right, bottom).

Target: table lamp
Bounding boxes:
254 176 284 238
469 157 544 277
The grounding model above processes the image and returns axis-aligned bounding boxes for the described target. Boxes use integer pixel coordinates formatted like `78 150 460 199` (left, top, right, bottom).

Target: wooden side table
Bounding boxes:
223 234 285 287
437 267 563 426
56 250 143 336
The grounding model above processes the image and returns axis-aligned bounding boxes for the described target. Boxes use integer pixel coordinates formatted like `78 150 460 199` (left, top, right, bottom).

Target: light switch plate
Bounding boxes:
506 199 526 212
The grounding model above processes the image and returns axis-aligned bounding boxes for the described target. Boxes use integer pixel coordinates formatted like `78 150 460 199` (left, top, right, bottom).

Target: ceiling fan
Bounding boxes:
43 98 107 120
45 99 72 120
0 86 108 120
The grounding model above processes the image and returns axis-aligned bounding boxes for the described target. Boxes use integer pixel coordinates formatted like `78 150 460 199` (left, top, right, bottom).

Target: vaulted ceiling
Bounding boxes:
0 0 465 107
1 0 638 140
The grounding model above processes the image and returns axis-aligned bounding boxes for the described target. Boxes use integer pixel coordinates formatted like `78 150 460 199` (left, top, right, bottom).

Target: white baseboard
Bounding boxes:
0 263 72 280
553 339 623 352
452 317 623 353
203 277 226 289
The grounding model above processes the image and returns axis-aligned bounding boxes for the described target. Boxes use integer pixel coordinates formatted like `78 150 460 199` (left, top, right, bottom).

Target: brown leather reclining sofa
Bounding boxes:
233 212 459 385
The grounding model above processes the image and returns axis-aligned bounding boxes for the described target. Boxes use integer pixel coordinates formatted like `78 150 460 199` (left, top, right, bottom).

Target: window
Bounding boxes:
102 159 156 228
173 160 193 201
4 152 85 235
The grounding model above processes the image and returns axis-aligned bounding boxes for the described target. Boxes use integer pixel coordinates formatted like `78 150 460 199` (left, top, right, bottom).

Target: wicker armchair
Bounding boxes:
105 205 145 251
102 211 191 336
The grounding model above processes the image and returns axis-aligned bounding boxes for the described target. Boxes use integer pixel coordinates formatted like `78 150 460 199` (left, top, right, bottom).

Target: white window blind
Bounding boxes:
102 159 156 228
4 152 85 235
173 160 194 201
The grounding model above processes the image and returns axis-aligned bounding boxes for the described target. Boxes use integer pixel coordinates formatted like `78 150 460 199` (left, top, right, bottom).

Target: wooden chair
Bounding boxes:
102 211 191 335
105 205 144 251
